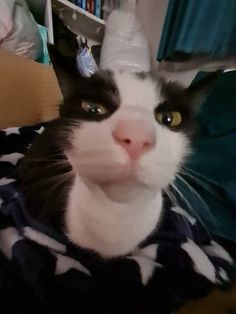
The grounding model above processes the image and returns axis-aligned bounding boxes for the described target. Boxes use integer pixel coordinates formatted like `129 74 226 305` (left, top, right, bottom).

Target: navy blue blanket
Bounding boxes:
0 123 235 314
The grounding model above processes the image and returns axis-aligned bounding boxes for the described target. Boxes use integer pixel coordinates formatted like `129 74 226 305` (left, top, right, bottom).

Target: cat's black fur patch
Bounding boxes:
60 71 120 121
135 72 149 80
158 71 221 133
18 119 73 228
157 81 197 133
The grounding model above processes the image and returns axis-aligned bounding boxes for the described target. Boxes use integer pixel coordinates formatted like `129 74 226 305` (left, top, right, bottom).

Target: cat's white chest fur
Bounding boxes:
65 176 163 257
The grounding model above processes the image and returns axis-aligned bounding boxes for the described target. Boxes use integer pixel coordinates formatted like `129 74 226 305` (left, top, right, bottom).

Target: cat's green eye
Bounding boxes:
155 111 182 127
81 101 108 116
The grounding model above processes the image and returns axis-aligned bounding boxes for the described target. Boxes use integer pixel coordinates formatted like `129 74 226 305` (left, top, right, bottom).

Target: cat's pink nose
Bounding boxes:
113 119 155 160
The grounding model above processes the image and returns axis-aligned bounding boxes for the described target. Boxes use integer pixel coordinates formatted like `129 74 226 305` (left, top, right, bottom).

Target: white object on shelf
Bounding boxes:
45 0 54 43
51 0 105 44
100 2 151 72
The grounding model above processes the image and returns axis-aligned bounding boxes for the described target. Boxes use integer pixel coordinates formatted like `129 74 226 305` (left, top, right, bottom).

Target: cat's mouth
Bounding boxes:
100 179 148 202
78 160 140 185
78 161 151 202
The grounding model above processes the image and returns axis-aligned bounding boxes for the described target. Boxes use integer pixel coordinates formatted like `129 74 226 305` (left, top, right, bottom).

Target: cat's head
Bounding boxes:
48 45 220 202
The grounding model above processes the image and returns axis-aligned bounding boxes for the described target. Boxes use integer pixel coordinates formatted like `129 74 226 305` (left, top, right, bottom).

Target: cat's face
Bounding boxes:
48 45 219 202
65 71 189 201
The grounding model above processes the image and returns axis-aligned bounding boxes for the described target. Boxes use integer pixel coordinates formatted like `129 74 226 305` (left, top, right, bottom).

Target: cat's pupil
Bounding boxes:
162 113 173 126
88 104 100 114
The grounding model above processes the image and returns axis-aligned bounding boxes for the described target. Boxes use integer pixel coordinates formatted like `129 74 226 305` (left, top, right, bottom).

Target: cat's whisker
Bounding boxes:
176 174 211 210
182 165 232 202
153 160 189 166
170 182 192 211
165 184 196 234
38 170 73 178
175 174 218 230
182 156 229 164
76 150 116 157
182 165 226 189
163 186 178 208
180 169 213 191
29 171 74 193
20 159 69 163
76 159 129 169
170 181 212 236
179 168 226 204
20 151 67 160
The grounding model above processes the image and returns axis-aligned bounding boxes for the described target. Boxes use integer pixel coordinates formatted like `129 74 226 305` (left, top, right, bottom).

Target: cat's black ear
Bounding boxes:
186 70 222 109
47 44 79 98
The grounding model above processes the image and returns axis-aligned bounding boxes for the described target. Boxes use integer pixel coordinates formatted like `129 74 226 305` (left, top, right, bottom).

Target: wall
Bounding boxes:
137 0 197 86
137 0 168 71
26 0 46 25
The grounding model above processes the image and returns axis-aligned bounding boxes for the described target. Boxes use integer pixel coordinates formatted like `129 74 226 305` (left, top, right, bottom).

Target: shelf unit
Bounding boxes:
51 0 106 45
26 0 54 43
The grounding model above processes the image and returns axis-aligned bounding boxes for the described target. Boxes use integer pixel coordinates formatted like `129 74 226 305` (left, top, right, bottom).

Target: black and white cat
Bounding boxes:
19 46 220 257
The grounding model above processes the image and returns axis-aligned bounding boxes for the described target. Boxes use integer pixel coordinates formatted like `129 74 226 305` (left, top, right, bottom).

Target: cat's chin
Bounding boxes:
100 180 150 203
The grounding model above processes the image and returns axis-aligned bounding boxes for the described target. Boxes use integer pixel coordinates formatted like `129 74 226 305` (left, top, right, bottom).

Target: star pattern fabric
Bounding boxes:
0 122 235 314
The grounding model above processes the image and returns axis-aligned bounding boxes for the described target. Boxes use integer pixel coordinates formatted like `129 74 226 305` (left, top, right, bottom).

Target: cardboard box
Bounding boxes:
0 49 61 129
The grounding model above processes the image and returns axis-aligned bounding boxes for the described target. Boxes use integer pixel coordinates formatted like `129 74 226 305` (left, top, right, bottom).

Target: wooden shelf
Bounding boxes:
51 0 105 44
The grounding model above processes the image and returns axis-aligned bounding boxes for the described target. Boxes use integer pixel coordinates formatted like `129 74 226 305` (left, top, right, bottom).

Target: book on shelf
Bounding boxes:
72 0 105 19
86 0 96 14
82 0 86 10
95 0 102 18
75 0 82 7
86 0 91 13
91 0 95 14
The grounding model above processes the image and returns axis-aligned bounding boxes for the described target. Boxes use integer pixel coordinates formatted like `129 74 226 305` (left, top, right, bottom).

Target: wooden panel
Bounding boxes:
0 50 61 129
178 284 236 314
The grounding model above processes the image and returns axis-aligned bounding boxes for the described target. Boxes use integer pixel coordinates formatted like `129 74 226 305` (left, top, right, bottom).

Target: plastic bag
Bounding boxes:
100 0 151 73
0 0 43 61
77 47 99 77
37 25 50 65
